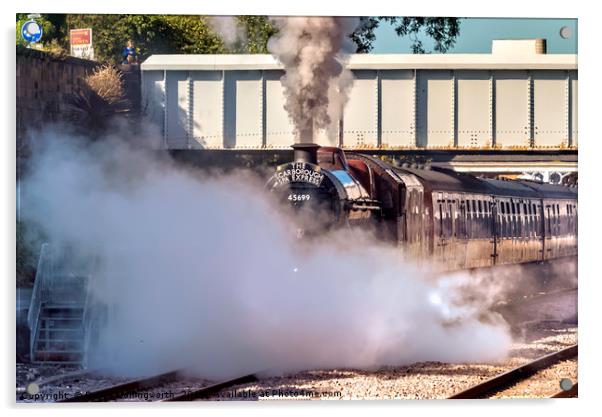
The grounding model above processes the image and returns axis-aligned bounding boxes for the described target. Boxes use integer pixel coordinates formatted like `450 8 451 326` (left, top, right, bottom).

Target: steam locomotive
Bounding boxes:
266 143 578 269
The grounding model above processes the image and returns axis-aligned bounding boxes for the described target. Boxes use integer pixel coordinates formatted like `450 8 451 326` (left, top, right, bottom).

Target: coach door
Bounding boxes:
543 201 559 260
396 173 425 259
490 198 499 265
434 194 456 268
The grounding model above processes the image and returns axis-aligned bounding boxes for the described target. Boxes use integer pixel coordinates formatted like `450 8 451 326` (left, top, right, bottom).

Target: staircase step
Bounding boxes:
44 304 85 309
36 338 83 343
36 345 83 353
36 333 83 340
39 322 84 331
41 313 84 320
37 327 83 332
42 312 83 321
34 351 83 362
40 316 83 321
37 338 84 352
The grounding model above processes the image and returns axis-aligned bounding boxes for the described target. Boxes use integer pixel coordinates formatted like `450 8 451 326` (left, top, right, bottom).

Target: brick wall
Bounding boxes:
16 46 99 142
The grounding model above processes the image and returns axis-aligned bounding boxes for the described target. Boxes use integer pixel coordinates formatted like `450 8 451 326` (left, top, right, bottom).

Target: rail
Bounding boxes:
58 370 181 402
57 370 261 402
163 373 259 401
448 344 578 399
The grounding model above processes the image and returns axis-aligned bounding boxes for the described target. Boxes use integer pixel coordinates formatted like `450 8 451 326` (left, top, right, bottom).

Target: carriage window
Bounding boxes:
500 201 506 237
519 202 525 237
515 201 520 237
506 201 511 238
522 203 528 237
482 200 488 237
553 204 558 236
447 201 454 238
438 201 444 238
531 204 536 237
551 204 555 236
465 199 472 238
532 202 537 237
546 204 552 236
508 202 513 237
474 199 479 238
525 203 533 237
557 204 561 235
459 201 467 239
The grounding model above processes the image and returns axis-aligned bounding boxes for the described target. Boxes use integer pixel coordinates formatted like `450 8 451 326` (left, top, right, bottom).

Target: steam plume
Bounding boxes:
268 17 360 143
18 127 514 379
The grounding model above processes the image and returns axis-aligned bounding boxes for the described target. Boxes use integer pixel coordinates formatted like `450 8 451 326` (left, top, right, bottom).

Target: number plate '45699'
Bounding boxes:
288 194 311 202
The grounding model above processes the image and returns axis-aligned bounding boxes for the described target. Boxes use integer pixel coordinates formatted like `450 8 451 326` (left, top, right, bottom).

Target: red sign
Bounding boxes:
70 29 92 45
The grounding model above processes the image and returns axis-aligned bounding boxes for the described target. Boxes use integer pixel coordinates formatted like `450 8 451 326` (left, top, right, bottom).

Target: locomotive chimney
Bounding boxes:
292 143 321 165
293 117 319 164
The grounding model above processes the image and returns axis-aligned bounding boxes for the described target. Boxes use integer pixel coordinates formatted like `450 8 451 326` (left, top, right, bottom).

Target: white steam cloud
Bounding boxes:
268 17 360 144
20 128 512 379
207 16 246 49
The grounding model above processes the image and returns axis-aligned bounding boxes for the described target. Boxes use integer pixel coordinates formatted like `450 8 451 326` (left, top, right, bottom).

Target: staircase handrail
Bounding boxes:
27 243 50 361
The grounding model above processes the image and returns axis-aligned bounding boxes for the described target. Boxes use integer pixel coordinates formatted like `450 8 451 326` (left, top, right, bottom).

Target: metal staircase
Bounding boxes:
28 244 95 365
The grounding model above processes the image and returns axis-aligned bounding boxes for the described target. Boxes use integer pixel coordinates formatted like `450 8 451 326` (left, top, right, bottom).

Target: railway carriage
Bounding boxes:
267 143 578 269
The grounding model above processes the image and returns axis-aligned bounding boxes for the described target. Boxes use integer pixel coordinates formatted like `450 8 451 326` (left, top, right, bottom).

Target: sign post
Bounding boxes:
70 28 94 60
21 15 43 47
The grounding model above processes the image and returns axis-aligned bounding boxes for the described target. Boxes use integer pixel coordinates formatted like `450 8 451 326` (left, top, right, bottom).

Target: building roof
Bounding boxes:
141 53 577 71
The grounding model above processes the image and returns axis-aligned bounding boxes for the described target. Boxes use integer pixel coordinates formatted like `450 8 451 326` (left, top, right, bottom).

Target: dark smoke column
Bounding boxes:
268 17 360 144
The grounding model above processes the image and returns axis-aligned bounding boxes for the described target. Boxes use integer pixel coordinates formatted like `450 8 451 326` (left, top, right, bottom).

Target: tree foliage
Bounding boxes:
64 15 225 63
16 14 459 63
351 17 461 53
16 14 277 63
237 16 278 53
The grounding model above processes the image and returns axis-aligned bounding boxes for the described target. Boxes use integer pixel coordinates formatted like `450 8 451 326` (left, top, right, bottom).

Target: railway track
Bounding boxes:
495 287 577 309
162 372 259 401
56 369 261 402
448 344 578 399
58 370 181 402
17 368 94 398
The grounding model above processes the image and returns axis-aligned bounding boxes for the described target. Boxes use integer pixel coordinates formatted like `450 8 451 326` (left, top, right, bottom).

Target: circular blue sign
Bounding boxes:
21 20 43 43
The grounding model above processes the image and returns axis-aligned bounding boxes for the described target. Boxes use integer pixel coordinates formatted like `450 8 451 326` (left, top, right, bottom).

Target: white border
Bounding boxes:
3 2 598 417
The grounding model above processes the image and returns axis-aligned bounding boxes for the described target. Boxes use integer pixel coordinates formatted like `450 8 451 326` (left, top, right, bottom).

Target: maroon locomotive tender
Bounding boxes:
266 143 577 269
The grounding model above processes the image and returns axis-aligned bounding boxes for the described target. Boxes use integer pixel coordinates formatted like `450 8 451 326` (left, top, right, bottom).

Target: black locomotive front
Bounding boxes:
266 143 379 236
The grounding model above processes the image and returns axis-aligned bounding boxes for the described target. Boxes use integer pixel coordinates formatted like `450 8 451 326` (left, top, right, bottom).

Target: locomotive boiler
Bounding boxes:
266 143 578 269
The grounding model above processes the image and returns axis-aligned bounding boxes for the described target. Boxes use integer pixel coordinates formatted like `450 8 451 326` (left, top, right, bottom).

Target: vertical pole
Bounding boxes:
528 71 535 148
261 70 268 148
221 70 226 149
377 70 382 148
186 71 192 149
413 69 417 148
566 71 572 148
490 70 496 148
163 70 168 150
452 70 458 148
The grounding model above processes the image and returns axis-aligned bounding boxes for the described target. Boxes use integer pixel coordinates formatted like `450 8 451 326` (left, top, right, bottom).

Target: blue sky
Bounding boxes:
371 18 577 54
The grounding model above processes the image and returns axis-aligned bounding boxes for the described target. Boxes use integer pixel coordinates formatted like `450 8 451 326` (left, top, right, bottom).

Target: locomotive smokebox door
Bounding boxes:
266 159 341 234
